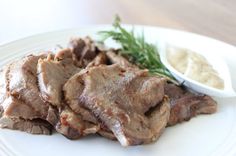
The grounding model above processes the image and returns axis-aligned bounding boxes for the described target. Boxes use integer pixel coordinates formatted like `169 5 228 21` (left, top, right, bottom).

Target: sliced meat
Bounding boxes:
165 83 217 126
64 71 116 139
37 49 80 106
63 71 97 123
0 116 52 135
64 69 118 140
55 107 99 139
0 54 54 135
1 96 43 119
86 52 108 68
59 50 111 139
106 51 137 68
79 64 169 146
43 104 91 139
69 37 98 68
38 49 99 138
8 54 50 119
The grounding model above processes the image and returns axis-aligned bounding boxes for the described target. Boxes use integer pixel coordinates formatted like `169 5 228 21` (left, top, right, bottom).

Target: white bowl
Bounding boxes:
158 41 236 97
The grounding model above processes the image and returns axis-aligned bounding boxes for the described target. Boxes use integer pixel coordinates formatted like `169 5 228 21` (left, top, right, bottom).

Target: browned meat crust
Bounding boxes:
165 83 217 126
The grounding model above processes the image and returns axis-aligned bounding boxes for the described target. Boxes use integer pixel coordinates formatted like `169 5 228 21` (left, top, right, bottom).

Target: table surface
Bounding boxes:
0 0 236 46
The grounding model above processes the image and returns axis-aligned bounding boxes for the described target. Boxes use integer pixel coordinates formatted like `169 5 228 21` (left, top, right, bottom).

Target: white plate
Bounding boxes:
0 26 236 156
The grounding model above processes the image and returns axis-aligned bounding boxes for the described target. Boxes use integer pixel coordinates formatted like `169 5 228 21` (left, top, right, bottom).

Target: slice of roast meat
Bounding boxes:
63 71 97 123
2 96 43 120
0 116 52 135
37 49 80 106
8 54 50 119
55 106 99 139
38 49 99 138
79 64 169 146
69 37 98 68
165 83 217 126
0 54 54 134
64 70 117 139
44 104 92 139
64 70 119 139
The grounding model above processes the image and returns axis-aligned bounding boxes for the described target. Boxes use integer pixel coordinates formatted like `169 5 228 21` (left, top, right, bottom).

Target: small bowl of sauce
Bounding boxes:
159 43 236 97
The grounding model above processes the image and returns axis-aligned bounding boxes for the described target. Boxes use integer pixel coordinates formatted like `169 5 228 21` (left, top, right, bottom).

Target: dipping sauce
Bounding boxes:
167 47 224 89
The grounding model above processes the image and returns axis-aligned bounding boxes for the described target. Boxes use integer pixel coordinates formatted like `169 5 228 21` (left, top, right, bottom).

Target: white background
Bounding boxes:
0 0 236 46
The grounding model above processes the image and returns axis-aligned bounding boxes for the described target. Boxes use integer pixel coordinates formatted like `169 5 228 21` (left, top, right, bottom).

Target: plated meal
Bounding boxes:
0 18 235 148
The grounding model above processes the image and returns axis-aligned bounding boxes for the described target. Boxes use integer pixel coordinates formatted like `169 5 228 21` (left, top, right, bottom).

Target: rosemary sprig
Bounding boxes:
99 16 176 82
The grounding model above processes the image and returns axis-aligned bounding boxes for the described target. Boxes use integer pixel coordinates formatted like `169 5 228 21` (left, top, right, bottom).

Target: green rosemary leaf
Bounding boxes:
98 16 176 82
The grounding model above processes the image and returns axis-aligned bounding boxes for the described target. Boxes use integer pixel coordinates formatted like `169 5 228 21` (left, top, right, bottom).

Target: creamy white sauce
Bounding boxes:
167 47 224 89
